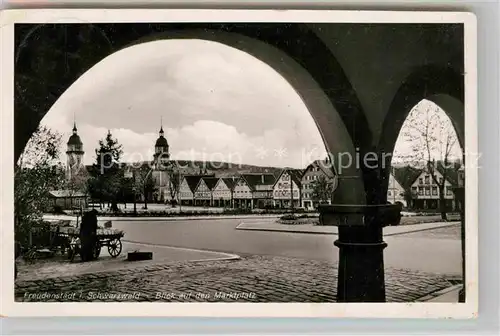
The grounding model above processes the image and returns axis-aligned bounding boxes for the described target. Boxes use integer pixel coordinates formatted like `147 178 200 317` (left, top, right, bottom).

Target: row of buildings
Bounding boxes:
51 123 461 212
173 160 335 210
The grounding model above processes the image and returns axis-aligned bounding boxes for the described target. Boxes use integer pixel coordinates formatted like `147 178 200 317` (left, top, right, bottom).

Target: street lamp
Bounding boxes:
177 168 183 213
124 168 137 215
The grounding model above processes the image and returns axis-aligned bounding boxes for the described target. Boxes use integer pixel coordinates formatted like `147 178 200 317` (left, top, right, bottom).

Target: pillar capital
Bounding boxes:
318 203 402 227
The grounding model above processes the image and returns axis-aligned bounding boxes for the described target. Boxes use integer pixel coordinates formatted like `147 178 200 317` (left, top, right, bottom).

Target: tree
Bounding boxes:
311 175 335 206
15 126 66 247
167 167 180 205
397 101 462 220
88 130 123 211
65 167 89 208
134 164 157 210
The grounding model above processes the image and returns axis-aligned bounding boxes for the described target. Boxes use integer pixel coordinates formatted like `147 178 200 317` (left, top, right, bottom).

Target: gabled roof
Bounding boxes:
273 168 304 188
240 173 276 191
183 175 203 193
200 177 219 191
49 190 87 198
303 160 336 178
221 177 237 190
405 162 458 187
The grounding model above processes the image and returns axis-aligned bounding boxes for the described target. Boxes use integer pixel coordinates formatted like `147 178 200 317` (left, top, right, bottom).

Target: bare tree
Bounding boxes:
65 167 90 211
398 101 461 220
167 168 180 204
134 164 157 210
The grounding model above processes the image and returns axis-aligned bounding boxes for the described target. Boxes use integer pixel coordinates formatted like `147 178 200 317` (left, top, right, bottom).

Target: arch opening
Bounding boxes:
390 98 463 215
16 25 370 205
22 36 368 214
378 65 464 205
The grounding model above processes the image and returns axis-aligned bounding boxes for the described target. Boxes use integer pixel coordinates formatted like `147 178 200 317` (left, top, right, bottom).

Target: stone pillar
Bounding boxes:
319 204 402 302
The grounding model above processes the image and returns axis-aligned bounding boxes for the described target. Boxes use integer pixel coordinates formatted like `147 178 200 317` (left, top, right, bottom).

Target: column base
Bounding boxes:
334 239 388 302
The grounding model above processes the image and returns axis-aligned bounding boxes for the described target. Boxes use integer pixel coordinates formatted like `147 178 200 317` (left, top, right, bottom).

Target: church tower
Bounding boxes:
66 122 84 180
153 119 170 170
152 119 171 202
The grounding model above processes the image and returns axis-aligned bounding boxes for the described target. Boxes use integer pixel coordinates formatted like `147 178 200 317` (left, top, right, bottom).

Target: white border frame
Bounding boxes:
0 8 478 319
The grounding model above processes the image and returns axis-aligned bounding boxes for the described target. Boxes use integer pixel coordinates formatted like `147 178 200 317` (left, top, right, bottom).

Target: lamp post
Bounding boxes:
453 165 466 302
124 168 137 215
178 170 182 213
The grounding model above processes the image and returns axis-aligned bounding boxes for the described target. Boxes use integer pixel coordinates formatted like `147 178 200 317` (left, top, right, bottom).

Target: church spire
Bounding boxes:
159 116 164 136
72 112 77 134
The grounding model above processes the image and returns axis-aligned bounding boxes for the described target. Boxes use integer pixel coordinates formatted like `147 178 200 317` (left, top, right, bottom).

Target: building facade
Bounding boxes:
300 160 336 210
233 176 253 208
241 174 276 209
194 177 218 206
179 175 201 205
212 178 236 207
387 172 407 208
409 169 456 210
273 169 303 208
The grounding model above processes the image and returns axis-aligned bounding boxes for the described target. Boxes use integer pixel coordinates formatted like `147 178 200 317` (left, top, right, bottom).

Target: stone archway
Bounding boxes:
15 23 370 204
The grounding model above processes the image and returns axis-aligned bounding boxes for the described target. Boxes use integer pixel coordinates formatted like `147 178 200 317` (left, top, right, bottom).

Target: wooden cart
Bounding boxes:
60 227 125 262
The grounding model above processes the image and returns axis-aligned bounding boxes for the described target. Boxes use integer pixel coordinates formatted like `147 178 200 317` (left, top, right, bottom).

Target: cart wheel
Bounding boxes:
93 241 101 259
108 239 122 258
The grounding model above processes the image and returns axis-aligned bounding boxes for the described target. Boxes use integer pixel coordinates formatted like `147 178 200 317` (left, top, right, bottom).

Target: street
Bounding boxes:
15 217 462 302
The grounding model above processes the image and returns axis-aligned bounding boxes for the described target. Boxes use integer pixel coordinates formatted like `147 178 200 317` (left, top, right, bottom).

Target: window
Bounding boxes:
439 177 444 185
419 178 423 184
425 175 430 184
446 187 453 196
388 191 392 196
418 187 424 195
425 186 430 196
411 186 417 193
432 186 438 196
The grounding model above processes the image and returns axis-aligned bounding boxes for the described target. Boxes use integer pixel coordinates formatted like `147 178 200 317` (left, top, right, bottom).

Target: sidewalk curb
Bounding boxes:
122 240 241 261
235 225 336 235
235 222 458 236
15 243 242 283
415 283 463 302
384 223 459 237
44 214 282 222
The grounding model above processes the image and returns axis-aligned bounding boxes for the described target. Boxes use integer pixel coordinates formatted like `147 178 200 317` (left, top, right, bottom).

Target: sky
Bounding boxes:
39 39 462 170
41 39 328 169
392 99 463 166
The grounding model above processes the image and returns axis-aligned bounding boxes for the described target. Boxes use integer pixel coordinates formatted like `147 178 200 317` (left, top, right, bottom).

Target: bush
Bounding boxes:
280 214 298 221
223 208 253 215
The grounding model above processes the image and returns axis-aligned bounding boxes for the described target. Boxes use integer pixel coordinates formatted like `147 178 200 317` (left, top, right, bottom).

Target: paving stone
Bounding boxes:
14 255 459 303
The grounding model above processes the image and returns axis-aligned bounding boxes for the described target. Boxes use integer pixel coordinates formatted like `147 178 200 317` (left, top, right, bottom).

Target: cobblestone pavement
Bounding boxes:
15 255 460 302
15 242 236 282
